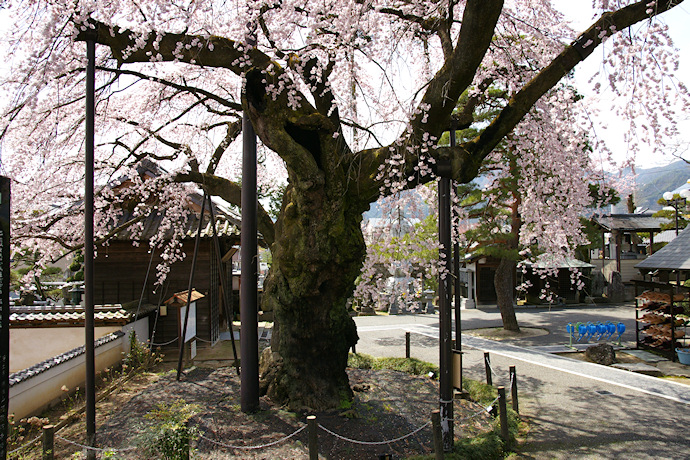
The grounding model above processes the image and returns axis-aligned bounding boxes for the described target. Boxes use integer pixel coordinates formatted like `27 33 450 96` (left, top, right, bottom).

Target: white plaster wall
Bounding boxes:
10 326 120 373
8 336 124 419
122 317 150 353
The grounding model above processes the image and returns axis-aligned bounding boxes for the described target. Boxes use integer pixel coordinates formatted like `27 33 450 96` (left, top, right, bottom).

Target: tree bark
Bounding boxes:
259 182 364 410
495 258 519 332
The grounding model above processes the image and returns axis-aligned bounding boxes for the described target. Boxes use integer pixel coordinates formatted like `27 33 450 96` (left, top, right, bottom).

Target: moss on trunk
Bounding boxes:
259 181 365 411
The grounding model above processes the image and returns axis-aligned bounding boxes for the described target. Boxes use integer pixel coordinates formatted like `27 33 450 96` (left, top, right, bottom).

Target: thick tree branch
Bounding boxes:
174 171 276 246
78 18 349 190
77 20 272 75
350 0 503 201
411 0 504 138
467 0 685 163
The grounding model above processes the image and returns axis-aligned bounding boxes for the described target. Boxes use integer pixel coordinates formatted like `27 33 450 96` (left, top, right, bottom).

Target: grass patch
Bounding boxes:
350 354 522 459
348 353 439 377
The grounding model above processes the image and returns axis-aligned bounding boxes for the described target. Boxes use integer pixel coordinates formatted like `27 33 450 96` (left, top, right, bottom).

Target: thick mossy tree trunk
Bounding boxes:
244 68 369 411
259 183 365 410
495 258 520 332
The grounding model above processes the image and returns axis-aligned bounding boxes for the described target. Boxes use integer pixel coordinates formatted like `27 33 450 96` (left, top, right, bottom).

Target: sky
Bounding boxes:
555 1 690 170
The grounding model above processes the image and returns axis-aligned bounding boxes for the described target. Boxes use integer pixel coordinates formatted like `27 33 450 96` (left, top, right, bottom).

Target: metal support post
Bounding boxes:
240 107 259 413
176 197 206 380
42 425 54 460
498 387 509 442
431 410 443 460
0 177 10 459
84 38 96 459
438 157 454 451
207 194 240 375
405 331 411 359
450 119 463 394
308 415 318 460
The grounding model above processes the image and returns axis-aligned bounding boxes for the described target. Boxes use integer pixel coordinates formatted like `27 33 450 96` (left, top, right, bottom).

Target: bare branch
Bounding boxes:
96 66 242 111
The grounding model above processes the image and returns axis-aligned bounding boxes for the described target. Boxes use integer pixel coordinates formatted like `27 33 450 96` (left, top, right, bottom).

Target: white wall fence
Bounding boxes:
8 317 149 419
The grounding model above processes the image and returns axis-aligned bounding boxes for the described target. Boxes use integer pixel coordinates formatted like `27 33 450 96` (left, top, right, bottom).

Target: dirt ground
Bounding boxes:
12 364 496 459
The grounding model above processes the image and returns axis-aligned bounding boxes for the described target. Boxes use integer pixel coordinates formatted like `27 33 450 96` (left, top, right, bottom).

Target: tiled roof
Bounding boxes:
108 193 242 241
592 214 670 232
636 226 690 271
9 331 125 387
10 305 131 327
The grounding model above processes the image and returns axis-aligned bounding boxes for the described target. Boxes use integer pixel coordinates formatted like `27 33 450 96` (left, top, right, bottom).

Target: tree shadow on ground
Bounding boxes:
93 366 494 459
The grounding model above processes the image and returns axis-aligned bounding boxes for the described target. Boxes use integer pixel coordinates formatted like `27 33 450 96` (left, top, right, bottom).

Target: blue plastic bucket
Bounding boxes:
676 348 690 365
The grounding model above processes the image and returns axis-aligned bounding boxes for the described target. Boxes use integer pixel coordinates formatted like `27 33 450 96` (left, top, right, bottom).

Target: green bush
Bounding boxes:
463 378 497 405
372 357 439 376
138 400 201 460
124 331 161 371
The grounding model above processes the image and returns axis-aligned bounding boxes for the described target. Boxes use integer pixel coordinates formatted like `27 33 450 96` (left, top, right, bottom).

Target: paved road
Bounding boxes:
354 305 690 459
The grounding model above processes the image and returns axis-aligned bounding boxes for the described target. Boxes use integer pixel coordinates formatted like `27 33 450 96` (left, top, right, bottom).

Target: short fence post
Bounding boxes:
405 332 411 359
431 410 443 460
509 365 519 414
484 352 492 386
498 387 509 443
42 424 55 460
308 415 318 460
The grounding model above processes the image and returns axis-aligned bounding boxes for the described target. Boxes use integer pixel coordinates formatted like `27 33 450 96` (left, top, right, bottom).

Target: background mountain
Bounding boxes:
632 160 690 212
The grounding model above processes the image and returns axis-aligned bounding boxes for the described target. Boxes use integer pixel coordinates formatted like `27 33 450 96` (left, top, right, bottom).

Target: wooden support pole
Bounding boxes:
42 425 54 460
498 387 509 443
431 410 443 460
84 37 97 460
509 365 519 414
308 415 318 460
438 167 454 450
240 108 259 413
405 331 411 359
484 352 492 386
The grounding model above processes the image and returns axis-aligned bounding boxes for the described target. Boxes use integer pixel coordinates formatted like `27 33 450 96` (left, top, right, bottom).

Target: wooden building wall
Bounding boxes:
94 239 233 346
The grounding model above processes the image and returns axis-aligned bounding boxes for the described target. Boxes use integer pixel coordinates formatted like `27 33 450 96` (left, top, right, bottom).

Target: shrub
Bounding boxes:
137 399 201 460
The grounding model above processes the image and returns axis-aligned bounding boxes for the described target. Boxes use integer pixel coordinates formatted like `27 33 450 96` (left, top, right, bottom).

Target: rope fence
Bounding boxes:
318 421 430 446
22 389 508 459
198 424 306 450
7 433 41 456
150 337 179 347
10 334 519 458
55 433 139 453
